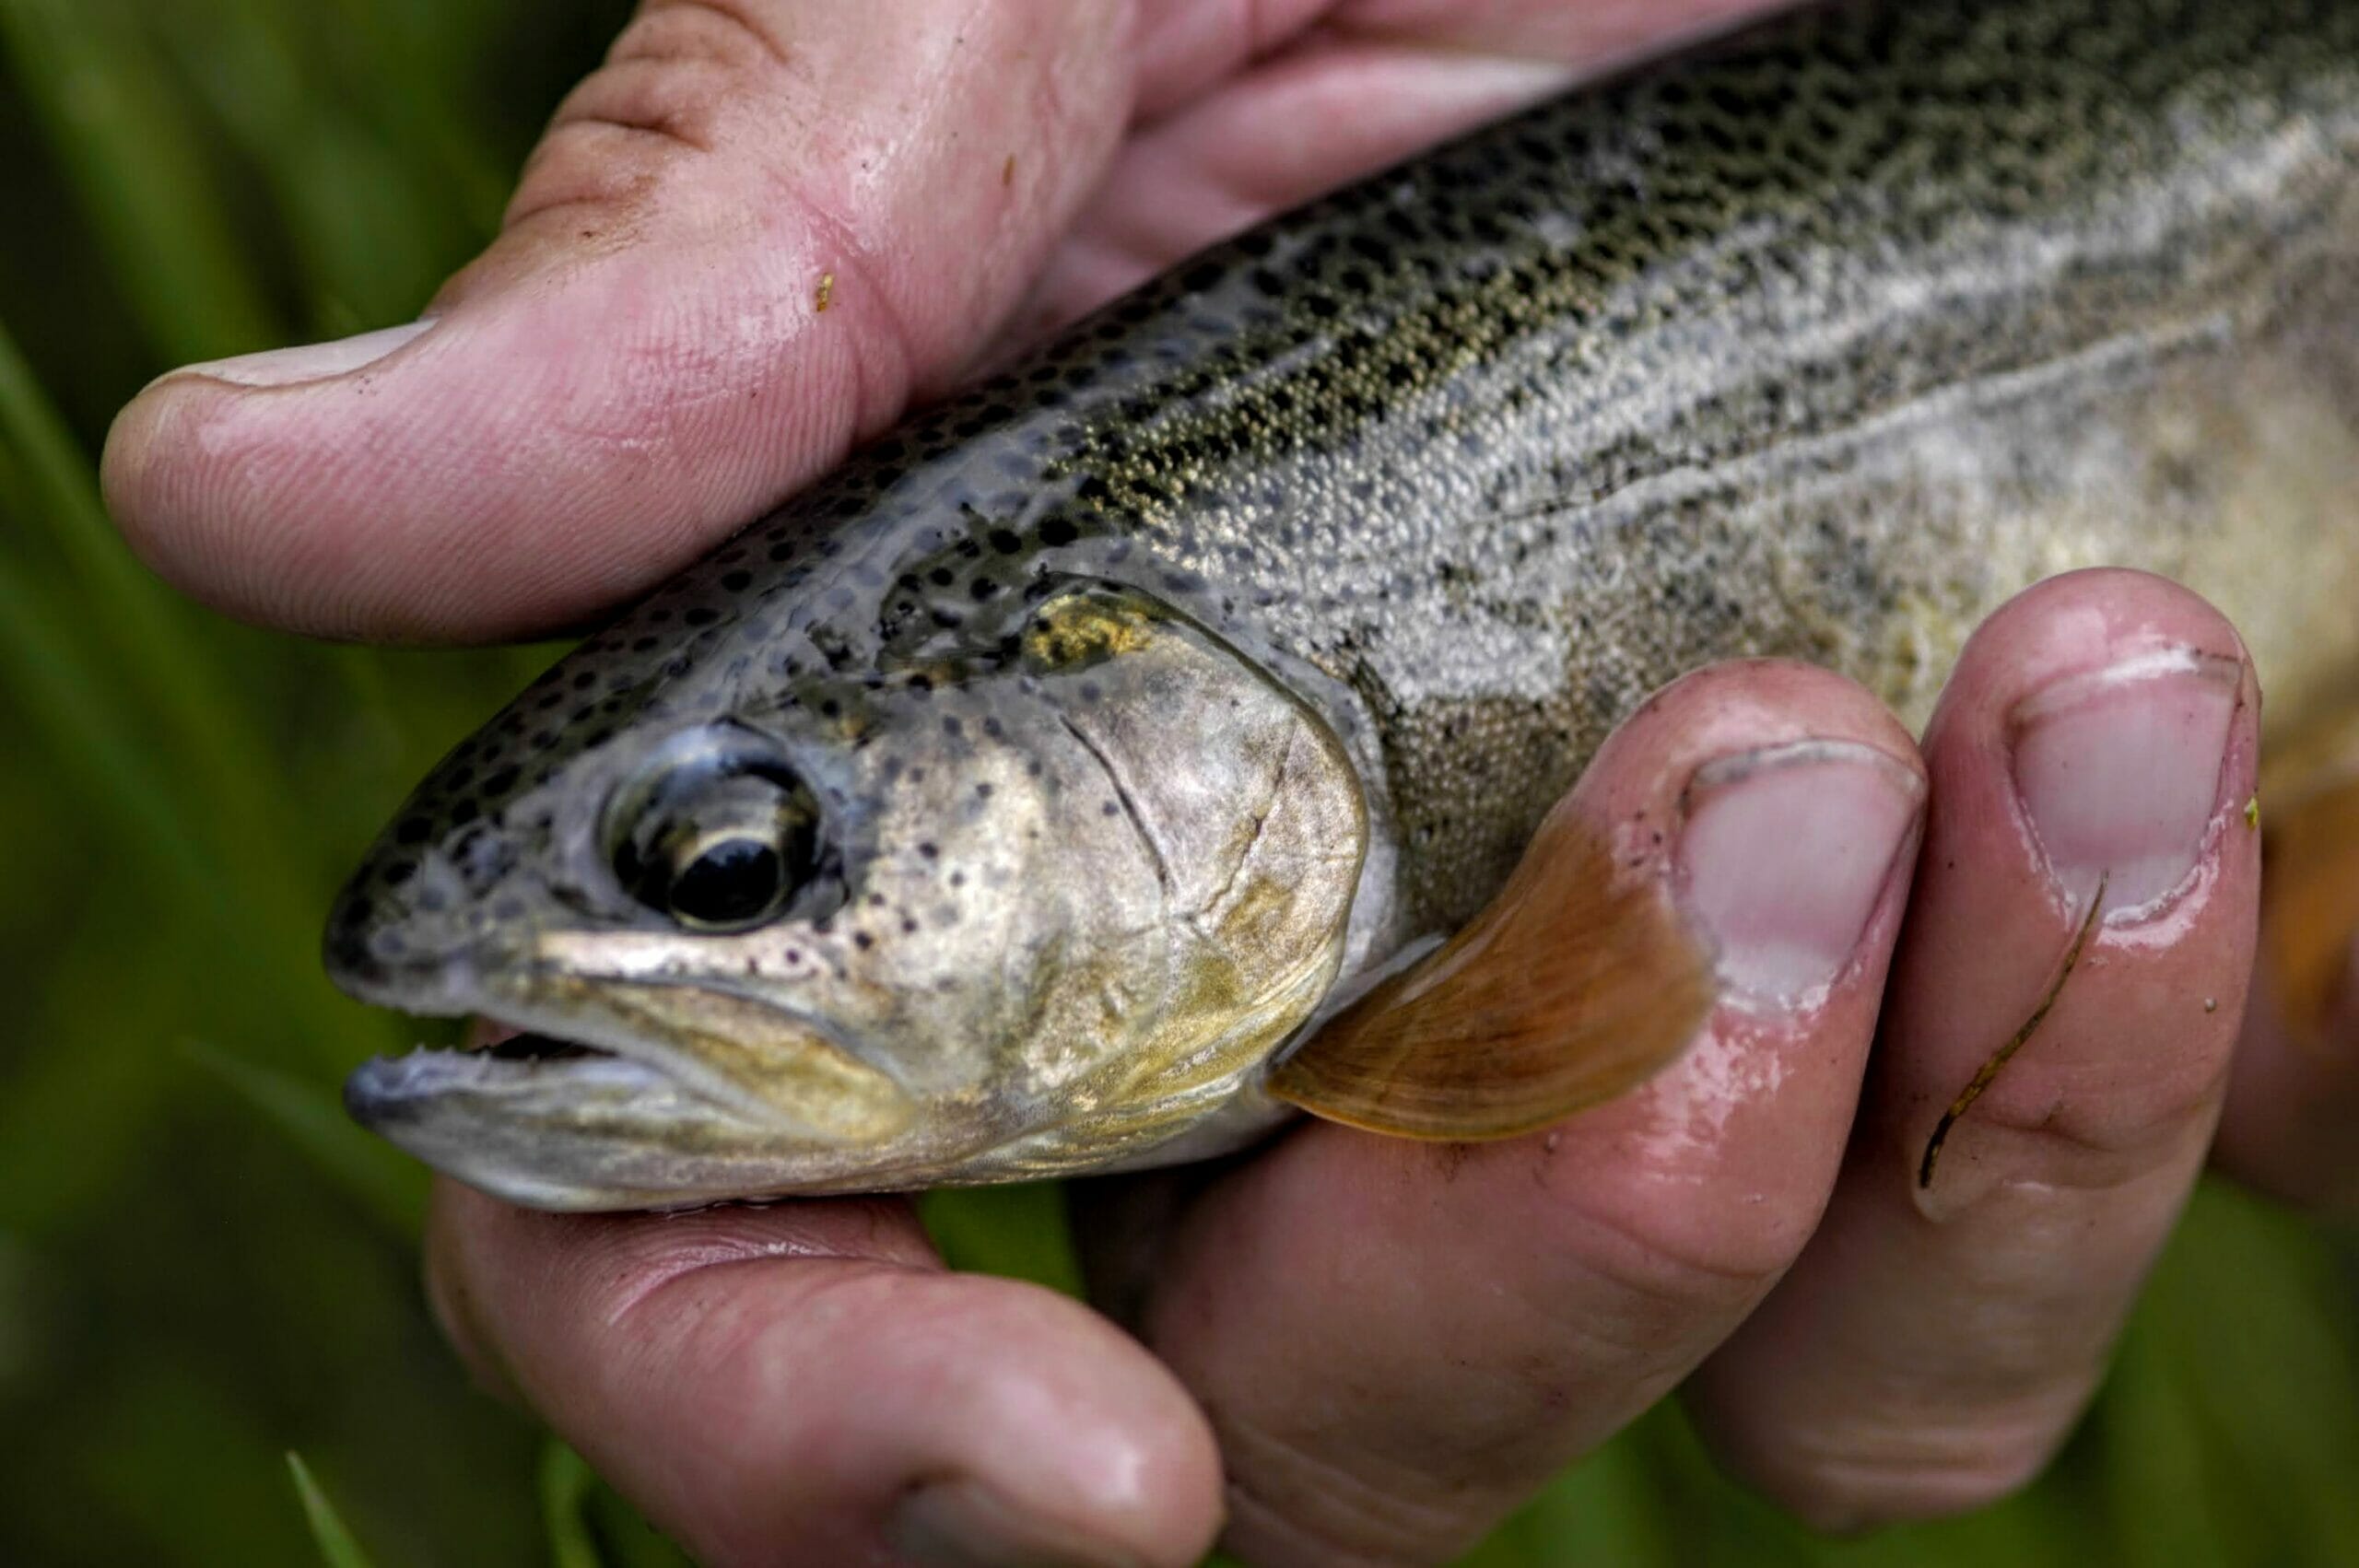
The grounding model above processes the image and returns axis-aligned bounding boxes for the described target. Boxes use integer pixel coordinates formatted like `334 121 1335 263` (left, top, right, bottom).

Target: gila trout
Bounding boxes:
325 0 2359 1209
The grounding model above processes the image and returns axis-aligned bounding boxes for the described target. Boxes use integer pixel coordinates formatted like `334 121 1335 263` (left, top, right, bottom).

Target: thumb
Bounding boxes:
101 0 1136 642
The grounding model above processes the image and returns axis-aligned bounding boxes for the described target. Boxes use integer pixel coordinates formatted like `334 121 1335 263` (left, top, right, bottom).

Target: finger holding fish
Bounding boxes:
99 0 1781 644
1688 570 2263 1530
1099 661 1925 1565
91 0 2359 1557
424 1179 1226 1568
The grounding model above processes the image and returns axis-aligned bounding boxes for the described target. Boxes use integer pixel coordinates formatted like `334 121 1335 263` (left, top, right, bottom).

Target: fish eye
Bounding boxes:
658 820 793 929
608 732 826 931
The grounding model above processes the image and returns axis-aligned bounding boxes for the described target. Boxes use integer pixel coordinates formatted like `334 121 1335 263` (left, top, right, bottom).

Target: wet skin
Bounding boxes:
105 2 2359 1564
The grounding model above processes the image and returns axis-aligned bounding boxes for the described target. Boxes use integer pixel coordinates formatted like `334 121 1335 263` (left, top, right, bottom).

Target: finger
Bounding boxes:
2213 935 2359 1213
104 0 1795 643
1687 569 2262 1529
1088 661 1925 1565
105 0 1148 641
1005 0 1787 346
427 1179 1221 1568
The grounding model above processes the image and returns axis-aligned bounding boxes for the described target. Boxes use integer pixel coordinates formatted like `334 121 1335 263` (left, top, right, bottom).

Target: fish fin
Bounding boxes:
1266 810 1715 1141
2261 711 2359 1046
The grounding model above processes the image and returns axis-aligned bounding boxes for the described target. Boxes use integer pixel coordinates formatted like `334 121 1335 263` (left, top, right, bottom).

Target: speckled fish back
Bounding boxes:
355 0 2359 948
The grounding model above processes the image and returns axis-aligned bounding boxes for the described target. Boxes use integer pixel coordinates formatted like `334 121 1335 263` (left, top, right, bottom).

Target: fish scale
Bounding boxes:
328 0 2359 1208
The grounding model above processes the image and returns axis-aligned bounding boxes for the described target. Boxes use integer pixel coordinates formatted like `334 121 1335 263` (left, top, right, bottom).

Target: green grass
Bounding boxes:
0 3 2353 1563
288 1452 381 1568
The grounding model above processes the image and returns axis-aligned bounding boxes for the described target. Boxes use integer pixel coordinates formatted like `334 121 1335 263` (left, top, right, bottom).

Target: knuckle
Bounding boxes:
551 55 736 156
1551 1175 1825 1328
1213 1411 1485 1568
1744 1414 2060 1531
509 2 799 224
616 0 792 75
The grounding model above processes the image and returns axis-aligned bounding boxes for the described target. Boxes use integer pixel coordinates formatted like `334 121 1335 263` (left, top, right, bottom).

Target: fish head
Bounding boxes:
327 577 1367 1208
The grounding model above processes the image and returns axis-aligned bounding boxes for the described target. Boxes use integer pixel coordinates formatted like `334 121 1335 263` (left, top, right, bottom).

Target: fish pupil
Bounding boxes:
668 836 786 928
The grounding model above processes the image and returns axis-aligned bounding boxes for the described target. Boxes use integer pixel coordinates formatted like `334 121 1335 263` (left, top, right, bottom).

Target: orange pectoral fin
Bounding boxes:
1266 808 1717 1141
2262 712 2359 1046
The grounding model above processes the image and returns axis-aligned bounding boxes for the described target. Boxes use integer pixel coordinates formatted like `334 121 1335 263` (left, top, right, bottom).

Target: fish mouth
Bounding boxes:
341 964 921 1211
344 1031 780 1211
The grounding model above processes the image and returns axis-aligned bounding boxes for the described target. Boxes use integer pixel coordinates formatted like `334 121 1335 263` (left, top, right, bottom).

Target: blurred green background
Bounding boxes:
1 1 2355 1563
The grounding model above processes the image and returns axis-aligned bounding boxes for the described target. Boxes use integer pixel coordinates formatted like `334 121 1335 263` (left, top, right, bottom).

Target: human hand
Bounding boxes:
102 2 2359 1563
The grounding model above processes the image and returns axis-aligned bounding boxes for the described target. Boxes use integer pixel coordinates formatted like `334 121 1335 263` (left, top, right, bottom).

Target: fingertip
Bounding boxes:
1595 658 1924 793
1580 660 1926 1015
428 1185 1220 1568
1929 567 2259 749
882 1274 1227 1568
100 376 198 601
1688 575 2265 1529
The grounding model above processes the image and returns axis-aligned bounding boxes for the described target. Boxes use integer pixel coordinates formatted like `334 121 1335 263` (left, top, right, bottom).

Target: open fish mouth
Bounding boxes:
344 994 922 1210
344 1019 687 1116
342 1017 776 1211
474 1027 605 1062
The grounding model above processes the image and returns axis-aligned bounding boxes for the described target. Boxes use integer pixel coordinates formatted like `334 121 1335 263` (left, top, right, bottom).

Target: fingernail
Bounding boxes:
889 1480 1144 1568
166 320 433 389
1680 740 1923 1008
2011 648 2241 919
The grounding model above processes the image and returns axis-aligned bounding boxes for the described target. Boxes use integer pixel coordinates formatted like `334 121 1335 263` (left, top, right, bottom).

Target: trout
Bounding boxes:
327 0 2359 1209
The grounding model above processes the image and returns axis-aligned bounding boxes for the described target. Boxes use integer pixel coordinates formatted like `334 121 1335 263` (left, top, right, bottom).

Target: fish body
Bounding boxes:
330 0 2359 1209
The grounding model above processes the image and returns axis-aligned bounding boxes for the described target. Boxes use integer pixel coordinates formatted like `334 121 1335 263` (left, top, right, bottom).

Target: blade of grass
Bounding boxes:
539 1441 605 1568
0 944 190 1237
184 1041 428 1238
0 554 210 894
311 0 512 233
0 316 367 1074
2149 1184 2359 1562
287 1452 381 1568
0 317 307 888
0 0 279 364
919 1183 1084 1295
152 0 471 331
